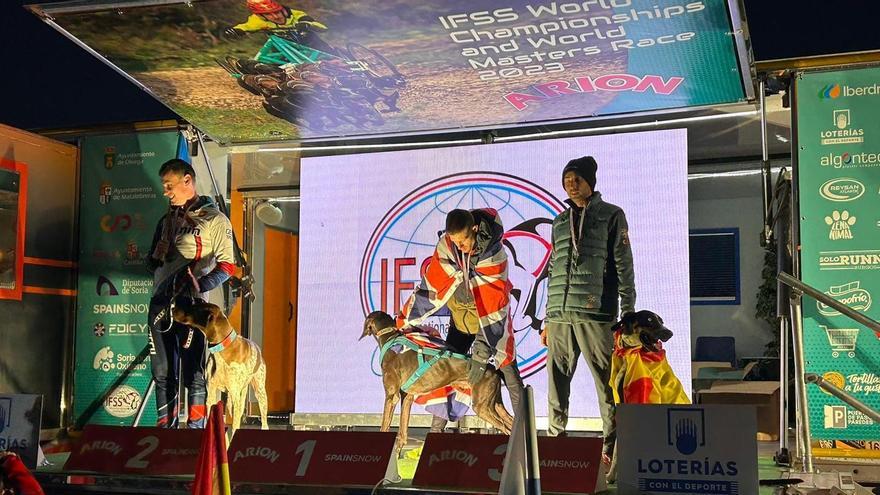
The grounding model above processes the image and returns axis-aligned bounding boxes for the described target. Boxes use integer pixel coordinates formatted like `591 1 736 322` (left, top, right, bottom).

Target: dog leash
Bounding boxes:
153 270 200 334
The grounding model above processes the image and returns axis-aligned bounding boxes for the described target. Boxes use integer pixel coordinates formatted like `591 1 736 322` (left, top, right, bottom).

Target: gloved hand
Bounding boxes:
223 27 246 40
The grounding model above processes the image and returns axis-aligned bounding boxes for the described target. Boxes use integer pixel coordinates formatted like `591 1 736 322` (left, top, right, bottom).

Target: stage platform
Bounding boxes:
32 427 824 495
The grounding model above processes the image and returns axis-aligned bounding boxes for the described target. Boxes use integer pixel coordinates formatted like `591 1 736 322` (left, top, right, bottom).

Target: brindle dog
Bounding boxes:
361 311 514 452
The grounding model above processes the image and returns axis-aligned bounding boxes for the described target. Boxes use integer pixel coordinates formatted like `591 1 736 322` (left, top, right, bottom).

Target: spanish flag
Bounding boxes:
609 331 690 405
0 452 45 495
191 402 231 495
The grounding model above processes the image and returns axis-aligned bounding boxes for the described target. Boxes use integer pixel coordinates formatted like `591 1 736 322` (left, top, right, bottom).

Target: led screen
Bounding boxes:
297 129 691 420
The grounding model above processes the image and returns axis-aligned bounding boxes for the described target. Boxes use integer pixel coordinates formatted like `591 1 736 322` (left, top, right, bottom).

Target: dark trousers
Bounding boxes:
546 314 616 456
148 294 208 428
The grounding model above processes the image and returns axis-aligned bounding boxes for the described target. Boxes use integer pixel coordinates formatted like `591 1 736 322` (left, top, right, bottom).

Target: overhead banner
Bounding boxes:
796 66 880 448
36 0 745 143
297 129 692 419
75 131 186 426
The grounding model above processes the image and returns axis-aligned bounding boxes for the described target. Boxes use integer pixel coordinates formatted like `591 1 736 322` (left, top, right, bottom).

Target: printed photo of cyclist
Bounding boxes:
215 0 407 134
224 0 335 55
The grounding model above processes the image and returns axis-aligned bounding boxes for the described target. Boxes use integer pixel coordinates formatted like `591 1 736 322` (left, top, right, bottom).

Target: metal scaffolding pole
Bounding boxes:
787 290 813 473
759 78 773 246
773 169 793 467
777 315 790 463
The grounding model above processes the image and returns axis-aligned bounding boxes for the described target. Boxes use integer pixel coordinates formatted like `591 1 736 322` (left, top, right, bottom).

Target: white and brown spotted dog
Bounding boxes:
173 300 269 431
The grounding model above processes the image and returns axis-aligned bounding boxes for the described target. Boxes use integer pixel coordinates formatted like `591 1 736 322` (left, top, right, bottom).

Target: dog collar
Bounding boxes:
208 330 237 354
376 326 397 337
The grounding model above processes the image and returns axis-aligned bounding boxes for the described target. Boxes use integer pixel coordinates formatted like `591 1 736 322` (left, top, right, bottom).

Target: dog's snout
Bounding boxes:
360 314 378 341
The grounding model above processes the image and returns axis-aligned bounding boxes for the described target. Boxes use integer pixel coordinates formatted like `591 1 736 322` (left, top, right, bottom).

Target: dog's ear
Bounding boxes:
171 306 190 325
611 311 637 335
185 303 221 330
210 306 234 332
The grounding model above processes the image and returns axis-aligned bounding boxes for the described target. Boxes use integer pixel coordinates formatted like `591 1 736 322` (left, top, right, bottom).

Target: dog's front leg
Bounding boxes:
380 391 399 433
206 380 219 409
396 392 415 452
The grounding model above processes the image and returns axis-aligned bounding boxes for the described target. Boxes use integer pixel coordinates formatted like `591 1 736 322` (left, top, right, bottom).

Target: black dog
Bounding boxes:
609 309 688 406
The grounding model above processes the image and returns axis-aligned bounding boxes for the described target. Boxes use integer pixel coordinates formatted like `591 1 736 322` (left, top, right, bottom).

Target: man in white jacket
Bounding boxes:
146 158 235 428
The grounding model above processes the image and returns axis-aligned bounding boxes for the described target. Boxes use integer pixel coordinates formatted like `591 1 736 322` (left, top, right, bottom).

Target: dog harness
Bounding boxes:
377 327 468 393
208 329 238 354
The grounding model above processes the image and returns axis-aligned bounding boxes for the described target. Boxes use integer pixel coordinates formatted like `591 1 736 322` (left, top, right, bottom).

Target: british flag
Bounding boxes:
396 209 516 369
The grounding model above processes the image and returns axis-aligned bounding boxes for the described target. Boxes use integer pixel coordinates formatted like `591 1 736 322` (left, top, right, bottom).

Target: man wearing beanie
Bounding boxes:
540 156 635 483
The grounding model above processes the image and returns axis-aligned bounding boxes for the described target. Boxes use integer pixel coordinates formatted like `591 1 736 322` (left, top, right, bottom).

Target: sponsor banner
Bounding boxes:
74 131 185 426
297 130 691 418
617 404 758 495
64 425 202 475
228 430 396 486
40 0 744 143
412 433 604 493
0 395 43 469
797 66 880 442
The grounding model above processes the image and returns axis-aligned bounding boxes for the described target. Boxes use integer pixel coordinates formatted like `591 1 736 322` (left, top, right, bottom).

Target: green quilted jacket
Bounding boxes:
545 192 636 322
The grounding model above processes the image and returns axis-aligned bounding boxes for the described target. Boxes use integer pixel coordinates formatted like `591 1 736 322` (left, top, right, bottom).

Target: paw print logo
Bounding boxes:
93 322 106 337
825 210 856 240
667 409 705 455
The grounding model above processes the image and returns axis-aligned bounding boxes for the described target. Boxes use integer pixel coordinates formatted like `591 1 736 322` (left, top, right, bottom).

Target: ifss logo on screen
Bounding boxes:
359 172 564 378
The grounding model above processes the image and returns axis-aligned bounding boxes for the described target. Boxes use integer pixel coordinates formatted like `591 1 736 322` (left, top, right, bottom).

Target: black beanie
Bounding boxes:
562 156 597 191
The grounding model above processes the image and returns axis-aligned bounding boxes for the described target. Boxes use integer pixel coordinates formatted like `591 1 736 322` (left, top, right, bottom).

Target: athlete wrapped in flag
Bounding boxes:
397 208 524 427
